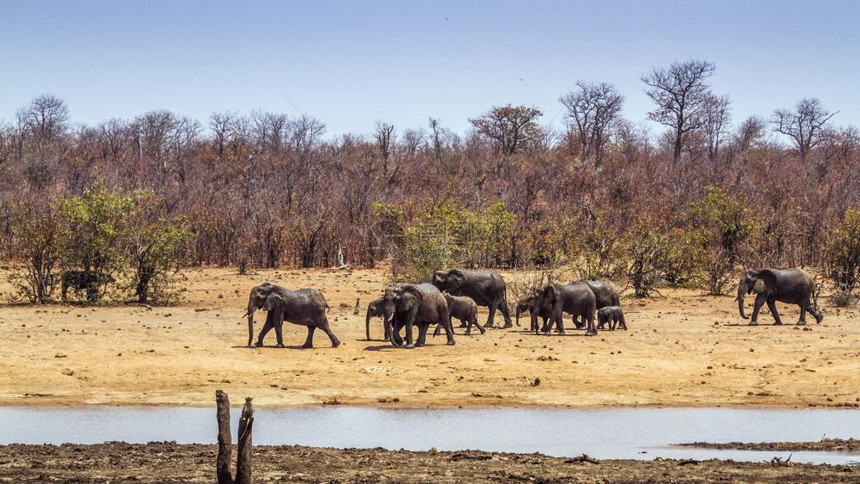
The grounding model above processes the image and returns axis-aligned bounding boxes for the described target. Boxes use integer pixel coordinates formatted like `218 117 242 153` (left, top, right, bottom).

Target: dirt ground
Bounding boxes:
1 442 858 483
1 265 858 408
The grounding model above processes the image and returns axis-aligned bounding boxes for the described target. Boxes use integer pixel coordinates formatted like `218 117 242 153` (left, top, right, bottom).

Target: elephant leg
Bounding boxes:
433 323 443 337
273 319 285 348
383 317 391 341
390 322 404 346
474 316 485 334
302 326 315 348
404 317 415 348
619 315 627 330
539 317 549 333
573 315 585 330
464 318 472 335
485 304 497 328
767 300 783 325
255 312 276 346
416 324 429 346
585 313 596 336
555 314 566 335
319 318 341 347
749 293 768 325
806 303 823 324
499 300 513 328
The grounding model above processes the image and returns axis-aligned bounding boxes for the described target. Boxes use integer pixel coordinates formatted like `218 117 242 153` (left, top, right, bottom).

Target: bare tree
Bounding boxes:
469 104 543 155
733 115 766 152
559 81 624 167
16 94 70 150
375 122 395 175
641 59 716 164
772 98 838 162
699 92 731 163
210 112 239 161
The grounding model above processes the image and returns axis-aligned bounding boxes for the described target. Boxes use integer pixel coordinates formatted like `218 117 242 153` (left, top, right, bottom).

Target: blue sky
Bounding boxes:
2 0 858 138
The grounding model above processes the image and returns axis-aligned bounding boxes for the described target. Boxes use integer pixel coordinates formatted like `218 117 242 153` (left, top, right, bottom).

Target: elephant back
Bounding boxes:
583 280 620 308
283 288 328 318
563 282 597 310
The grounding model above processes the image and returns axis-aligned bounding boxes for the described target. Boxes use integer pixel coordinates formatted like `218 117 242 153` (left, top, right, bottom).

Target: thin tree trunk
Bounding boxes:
235 397 254 484
215 390 233 484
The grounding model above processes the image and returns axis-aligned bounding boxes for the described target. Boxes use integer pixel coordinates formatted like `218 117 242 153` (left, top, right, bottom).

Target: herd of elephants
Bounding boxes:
243 267 824 349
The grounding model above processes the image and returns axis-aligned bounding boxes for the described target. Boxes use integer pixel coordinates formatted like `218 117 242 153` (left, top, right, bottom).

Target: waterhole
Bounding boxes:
1 406 858 464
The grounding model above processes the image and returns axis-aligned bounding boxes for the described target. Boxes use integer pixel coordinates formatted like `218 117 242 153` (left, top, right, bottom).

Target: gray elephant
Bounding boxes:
515 293 551 333
244 282 340 348
536 282 597 336
385 283 455 348
573 280 620 329
597 305 626 330
433 269 512 328
737 268 823 326
441 294 484 335
365 296 392 341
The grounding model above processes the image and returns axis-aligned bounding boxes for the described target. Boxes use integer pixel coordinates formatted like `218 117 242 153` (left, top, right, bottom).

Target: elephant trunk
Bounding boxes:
515 307 521 327
245 300 259 346
246 313 255 347
737 282 749 320
365 309 372 341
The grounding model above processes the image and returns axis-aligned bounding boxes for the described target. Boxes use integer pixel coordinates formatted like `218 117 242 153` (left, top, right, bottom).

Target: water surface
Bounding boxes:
1 406 858 465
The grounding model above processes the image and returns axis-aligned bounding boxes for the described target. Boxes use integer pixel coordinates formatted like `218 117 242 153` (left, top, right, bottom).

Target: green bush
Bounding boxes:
376 199 517 281
9 206 60 303
686 186 757 295
55 184 134 302
626 217 673 298
124 192 193 304
826 208 860 306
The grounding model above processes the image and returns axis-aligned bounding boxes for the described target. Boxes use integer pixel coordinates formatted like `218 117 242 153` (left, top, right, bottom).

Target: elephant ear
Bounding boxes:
542 284 557 301
433 271 447 285
398 284 424 312
755 270 777 293
264 292 284 312
448 270 465 290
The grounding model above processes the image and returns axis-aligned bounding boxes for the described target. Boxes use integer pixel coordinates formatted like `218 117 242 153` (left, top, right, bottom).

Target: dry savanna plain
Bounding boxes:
0 265 858 409
2 266 860 483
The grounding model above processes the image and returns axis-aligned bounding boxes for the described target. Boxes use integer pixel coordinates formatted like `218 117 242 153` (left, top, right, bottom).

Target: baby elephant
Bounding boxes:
597 306 626 330
434 294 485 336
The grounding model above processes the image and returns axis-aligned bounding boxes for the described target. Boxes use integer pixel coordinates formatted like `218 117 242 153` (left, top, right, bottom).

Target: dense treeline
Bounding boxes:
1 60 859 303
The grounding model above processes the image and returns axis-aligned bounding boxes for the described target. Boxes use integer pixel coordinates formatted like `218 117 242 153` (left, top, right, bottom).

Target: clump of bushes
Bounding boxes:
375 199 516 281
826 208 860 306
8 184 191 304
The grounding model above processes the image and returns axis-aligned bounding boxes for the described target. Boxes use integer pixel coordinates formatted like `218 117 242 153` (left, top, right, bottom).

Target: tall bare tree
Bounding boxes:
16 94 70 150
559 81 624 167
699 92 731 163
772 98 838 162
469 104 543 155
375 122 395 176
733 115 766 153
641 59 715 164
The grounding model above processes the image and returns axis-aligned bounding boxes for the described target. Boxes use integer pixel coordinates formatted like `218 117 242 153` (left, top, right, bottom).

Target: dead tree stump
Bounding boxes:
216 391 255 484
216 390 233 484
236 397 254 484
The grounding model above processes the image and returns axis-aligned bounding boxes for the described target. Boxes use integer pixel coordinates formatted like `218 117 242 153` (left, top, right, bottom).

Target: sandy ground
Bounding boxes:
2 442 858 483
0 266 859 408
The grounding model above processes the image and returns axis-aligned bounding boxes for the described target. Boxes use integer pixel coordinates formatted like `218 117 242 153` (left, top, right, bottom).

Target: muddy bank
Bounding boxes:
0 442 858 483
679 438 860 452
